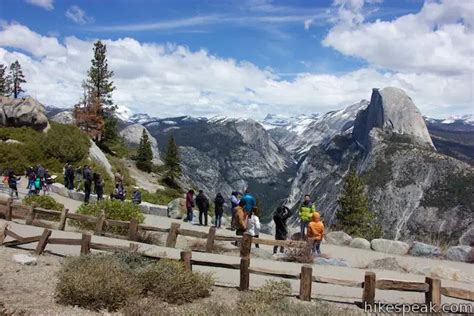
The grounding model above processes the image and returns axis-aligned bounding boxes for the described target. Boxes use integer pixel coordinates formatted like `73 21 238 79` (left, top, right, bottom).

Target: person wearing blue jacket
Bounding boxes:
242 189 256 216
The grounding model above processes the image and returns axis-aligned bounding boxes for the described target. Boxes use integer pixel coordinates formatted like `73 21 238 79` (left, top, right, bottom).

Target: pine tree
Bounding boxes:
136 129 153 172
0 64 10 96
336 168 383 240
164 135 181 182
86 41 115 109
9 60 26 98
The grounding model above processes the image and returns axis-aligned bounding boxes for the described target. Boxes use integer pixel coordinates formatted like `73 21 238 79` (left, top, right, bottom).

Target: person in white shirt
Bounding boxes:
246 207 261 248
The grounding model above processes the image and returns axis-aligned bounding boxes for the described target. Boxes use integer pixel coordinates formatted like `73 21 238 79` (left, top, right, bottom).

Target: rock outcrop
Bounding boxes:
349 237 371 250
120 123 162 164
0 96 49 131
353 87 434 150
409 242 441 257
325 231 352 246
89 140 114 179
371 239 410 255
50 110 74 125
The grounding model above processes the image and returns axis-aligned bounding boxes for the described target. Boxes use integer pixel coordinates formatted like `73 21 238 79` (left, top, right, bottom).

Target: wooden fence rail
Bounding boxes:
1 223 473 307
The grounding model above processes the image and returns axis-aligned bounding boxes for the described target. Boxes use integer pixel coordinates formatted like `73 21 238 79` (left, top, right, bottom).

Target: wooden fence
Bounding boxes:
1 199 473 308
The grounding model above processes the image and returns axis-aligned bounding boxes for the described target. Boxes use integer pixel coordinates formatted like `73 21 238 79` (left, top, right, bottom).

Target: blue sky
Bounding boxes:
0 0 472 118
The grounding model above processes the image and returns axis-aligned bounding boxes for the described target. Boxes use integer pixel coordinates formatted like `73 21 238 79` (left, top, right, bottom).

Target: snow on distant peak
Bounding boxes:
115 105 133 121
260 113 320 135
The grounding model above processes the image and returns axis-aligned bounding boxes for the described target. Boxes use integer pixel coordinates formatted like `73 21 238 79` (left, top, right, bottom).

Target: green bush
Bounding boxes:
73 199 144 234
138 259 214 304
23 195 64 211
141 187 183 205
55 254 141 311
43 123 90 164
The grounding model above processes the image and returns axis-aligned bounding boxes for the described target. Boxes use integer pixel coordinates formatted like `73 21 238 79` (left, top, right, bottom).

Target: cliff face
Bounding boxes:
119 123 162 165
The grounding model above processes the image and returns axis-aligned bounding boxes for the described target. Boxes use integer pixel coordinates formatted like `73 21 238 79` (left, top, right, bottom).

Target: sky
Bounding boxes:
0 0 472 119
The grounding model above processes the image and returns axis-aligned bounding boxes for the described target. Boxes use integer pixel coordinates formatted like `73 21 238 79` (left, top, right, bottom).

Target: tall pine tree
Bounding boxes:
336 168 383 240
136 129 153 172
86 41 115 109
0 64 9 96
9 60 26 98
164 134 181 184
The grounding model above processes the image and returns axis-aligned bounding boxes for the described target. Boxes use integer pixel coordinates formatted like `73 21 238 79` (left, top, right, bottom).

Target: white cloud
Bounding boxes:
323 0 474 76
0 22 471 119
25 0 54 11
65 5 94 25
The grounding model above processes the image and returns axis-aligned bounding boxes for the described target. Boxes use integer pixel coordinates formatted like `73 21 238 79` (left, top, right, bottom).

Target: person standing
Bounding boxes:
273 205 292 254
307 212 324 255
234 200 247 245
195 190 209 226
299 194 315 239
7 170 20 199
93 173 104 201
185 190 195 223
229 191 240 230
65 164 75 191
214 193 225 228
75 166 83 191
44 169 53 195
241 189 256 218
83 165 93 203
246 208 261 248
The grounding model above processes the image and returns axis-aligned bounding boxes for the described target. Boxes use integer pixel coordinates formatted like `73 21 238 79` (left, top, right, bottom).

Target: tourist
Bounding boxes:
229 191 240 230
241 189 256 218
195 190 209 226
214 192 225 228
114 170 124 186
273 205 292 254
234 200 247 245
83 165 93 203
34 174 41 195
64 163 75 191
307 212 324 255
185 189 195 223
299 194 315 239
7 170 20 199
93 173 104 201
132 186 142 204
43 169 52 195
246 207 261 248
27 169 37 196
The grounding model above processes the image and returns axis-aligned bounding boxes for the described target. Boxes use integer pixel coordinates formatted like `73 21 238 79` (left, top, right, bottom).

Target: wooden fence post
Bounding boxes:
166 223 180 248
35 228 52 255
299 265 313 301
240 233 252 258
25 204 36 225
94 211 106 235
80 233 91 255
180 250 192 272
0 222 7 244
425 277 441 309
5 199 12 221
58 208 69 231
206 226 216 253
362 271 376 307
239 257 250 291
128 218 139 241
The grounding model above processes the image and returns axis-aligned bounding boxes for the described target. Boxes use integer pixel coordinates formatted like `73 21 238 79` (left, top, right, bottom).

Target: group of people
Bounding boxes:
2 165 54 199
63 163 104 203
185 189 324 255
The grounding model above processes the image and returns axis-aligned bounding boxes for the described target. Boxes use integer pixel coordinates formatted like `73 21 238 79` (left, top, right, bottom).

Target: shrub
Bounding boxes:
55 254 141 311
23 195 64 211
73 199 144 234
141 187 183 205
43 122 90 164
138 259 214 304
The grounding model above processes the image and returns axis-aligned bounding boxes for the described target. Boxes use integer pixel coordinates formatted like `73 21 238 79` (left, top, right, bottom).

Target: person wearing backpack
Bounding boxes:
299 194 315 239
273 205 292 254
246 207 261 248
233 200 247 246
214 193 225 228
7 170 20 199
195 190 209 226
241 189 256 218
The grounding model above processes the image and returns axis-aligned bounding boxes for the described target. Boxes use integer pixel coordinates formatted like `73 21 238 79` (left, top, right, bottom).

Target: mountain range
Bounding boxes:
48 88 474 244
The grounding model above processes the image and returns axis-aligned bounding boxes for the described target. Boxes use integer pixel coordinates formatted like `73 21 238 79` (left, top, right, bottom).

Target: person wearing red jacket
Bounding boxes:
186 189 195 223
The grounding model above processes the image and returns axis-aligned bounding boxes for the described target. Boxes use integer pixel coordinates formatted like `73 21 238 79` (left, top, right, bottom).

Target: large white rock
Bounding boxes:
349 237 371 250
409 242 441 257
446 246 473 263
120 124 162 164
353 87 435 150
459 228 474 246
50 183 69 197
371 239 410 255
88 140 114 179
325 231 352 246
13 254 37 266
167 198 186 219
0 96 49 132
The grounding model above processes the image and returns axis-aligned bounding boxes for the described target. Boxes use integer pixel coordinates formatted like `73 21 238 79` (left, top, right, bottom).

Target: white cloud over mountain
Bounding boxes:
0 0 472 119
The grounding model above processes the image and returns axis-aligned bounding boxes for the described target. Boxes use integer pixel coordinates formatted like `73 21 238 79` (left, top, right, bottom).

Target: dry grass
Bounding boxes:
284 244 315 264
137 231 164 246
187 239 230 254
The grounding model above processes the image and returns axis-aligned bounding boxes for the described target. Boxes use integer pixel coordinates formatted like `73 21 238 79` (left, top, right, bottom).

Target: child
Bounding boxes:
246 207 261 248
7 170 20 199
307 212 324 255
